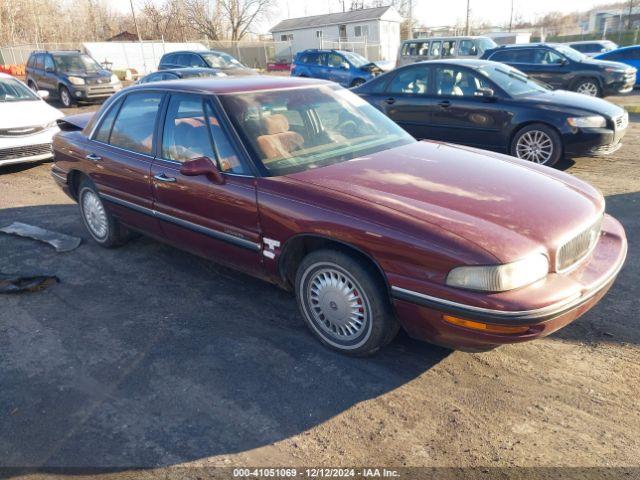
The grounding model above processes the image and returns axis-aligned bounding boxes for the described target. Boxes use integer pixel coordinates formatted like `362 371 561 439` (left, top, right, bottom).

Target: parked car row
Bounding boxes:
48 76 628 355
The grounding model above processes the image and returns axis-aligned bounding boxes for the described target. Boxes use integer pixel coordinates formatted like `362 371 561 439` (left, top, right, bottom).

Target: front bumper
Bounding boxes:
603 70 636 95
0 127 58 167
70 82 121 102
390 214 627 351
563 125 627 157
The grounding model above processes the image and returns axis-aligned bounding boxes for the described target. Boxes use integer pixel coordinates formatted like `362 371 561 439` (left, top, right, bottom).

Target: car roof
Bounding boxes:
129 75 331 95
402 36 490 42
489 43 559 49
568 40 610 45
410 58 496 68
162 50 226 56
154 67 219 75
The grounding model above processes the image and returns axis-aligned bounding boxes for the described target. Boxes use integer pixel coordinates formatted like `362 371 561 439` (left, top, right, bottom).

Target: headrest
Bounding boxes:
263 114 289 135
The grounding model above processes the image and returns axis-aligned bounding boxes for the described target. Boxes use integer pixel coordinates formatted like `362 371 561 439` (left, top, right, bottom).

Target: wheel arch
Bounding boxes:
67 169 88 200
278 233 391 296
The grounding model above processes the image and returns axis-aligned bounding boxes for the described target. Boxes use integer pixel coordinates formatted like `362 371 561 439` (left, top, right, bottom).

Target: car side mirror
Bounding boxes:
45 66 54 73
37 90 50 100
180 156 225 184
475 87 495 99
341 62 350 70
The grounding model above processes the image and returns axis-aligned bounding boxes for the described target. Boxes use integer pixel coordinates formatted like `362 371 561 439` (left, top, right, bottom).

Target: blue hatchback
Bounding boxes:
291 49 383 88
596 45 640 85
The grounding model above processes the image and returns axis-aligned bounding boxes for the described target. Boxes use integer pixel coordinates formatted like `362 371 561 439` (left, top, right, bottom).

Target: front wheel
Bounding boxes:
510 123 562 167
59 86 74 108
295 249 399 356
574 78 602 97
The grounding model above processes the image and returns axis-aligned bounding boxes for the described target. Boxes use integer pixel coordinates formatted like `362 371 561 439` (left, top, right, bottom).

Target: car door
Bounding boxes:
326 52 351 86
84 92 165 237
428 65 509 150
41 54 57 92
525 48 571 88
32 54 45 91
150 93 263 276
366 64 435 139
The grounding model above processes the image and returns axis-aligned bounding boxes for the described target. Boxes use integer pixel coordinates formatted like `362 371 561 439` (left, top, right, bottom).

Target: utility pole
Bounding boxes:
465 0 471 36
129 0 147 73
509 0 514 32
408 0 413 39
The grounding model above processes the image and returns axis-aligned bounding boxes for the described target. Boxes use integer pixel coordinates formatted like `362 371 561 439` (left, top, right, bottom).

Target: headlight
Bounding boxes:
67 76 85 85
110 74 120 84
446 254 549 292
605 67 627 74
43 120 58 130
567 116 606 128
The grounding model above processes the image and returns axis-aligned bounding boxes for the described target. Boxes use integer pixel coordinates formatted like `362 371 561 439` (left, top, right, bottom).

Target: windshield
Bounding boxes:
220 85 415 176
53 53 102 73
0 78 39 102
476 38 498 54
478 65 548 96
342 51 370 67
554 45 586 62
202 52 243 69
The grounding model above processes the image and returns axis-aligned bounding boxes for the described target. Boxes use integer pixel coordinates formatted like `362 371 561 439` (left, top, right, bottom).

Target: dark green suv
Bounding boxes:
26 50 122 107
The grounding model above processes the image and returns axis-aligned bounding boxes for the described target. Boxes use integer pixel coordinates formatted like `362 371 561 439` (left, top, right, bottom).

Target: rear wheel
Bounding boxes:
510 123 562 167
574 78 602 97
78 178 131 248
59 85 74 108
295 249 399 356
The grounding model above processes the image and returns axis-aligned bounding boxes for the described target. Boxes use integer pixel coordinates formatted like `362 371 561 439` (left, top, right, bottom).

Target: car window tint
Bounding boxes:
442 41 456 57
162 95 215 163
27 55 36 68
109 93 162 155
44 55 55 70
533 49 564 65
430 41 441 57
94 98 123 143
459 40 477 56
327 53 344 68
435 67 490 97
204 101 247 174
491 49 534 63
388 66 429 94
189 54 206 67
34 54 44 69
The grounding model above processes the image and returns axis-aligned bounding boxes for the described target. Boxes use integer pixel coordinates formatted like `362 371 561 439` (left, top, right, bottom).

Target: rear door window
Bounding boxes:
34 54 44 69
442 41 456 58
44 55 55 70
458 40 478 56
109 93 163 155
430 41 441 57
94 98 123 143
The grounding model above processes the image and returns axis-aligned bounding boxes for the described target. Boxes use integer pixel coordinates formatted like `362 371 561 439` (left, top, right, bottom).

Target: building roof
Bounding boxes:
270 6 398 33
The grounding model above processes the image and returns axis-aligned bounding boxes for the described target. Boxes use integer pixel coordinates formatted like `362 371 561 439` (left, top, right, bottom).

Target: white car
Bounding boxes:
0 72 64 168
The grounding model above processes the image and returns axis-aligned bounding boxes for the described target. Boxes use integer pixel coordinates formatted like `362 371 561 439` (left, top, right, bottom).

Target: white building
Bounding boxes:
270 6 403 63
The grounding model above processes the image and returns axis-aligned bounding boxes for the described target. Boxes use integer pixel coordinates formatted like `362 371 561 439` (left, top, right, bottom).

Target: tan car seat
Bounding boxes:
256 114 304 161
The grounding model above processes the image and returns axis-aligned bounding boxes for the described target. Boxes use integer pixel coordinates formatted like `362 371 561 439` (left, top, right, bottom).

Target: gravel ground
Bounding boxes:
0 96 639 478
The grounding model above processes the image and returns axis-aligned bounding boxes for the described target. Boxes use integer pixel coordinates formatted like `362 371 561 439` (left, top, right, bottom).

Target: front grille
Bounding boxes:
0 125 46 137
86 85 115 97
86 77 110 85
556 216 603 272
0 143 52 161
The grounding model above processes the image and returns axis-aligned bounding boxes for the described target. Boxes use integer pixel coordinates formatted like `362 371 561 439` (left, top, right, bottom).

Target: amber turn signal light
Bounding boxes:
443 315 530 334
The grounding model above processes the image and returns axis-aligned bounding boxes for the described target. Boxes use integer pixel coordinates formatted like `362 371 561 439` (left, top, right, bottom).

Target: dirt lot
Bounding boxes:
0 96 639 478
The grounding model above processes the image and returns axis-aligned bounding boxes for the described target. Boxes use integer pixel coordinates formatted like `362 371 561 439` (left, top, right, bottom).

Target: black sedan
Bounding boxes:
354 59 628 167
136 67 226 84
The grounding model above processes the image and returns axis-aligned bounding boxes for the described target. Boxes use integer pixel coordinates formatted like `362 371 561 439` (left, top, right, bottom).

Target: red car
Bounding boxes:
51 76 628 355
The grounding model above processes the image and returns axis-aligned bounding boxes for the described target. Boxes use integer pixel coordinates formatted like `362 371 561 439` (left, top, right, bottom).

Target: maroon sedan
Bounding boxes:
51 76 627 355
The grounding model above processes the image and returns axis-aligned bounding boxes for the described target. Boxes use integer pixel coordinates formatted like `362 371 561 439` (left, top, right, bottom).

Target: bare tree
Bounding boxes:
183 0 224 40
220 0 274 41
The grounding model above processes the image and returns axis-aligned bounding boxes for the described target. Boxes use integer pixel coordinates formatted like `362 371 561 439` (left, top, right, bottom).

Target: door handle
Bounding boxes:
154 173 176 183
85 153 102 162
438 100 451 108
385 97 396 105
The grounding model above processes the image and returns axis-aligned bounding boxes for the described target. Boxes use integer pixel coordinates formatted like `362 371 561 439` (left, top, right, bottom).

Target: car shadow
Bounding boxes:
552 191 640 346
0 204 450 469
0 161 51 175
556 157 576 171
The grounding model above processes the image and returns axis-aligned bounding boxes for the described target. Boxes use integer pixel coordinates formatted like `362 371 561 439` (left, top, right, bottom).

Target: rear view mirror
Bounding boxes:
180 156 225 184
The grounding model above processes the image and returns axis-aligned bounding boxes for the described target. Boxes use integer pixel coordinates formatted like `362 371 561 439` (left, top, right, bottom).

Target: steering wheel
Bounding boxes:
335 119 359 138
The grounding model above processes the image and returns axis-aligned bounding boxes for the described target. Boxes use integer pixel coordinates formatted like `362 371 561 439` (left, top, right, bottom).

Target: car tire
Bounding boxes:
350 78 366 87
510 123 562 167
573 78 602 97
59 85 74 108
78 178 131 248
295 249 399 356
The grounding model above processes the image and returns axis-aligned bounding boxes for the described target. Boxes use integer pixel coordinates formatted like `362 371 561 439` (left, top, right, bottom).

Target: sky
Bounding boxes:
111 0 614 33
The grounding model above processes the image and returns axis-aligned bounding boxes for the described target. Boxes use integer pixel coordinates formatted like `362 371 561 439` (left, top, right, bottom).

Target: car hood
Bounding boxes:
0 99 63 129
520 89 624 118
579 57 636 71
286 141 604 263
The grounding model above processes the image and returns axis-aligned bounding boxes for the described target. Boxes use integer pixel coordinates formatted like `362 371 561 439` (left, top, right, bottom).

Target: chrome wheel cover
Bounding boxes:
81 189 108 240
576 81 598 96
301 263 372 348
515 130 554 164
